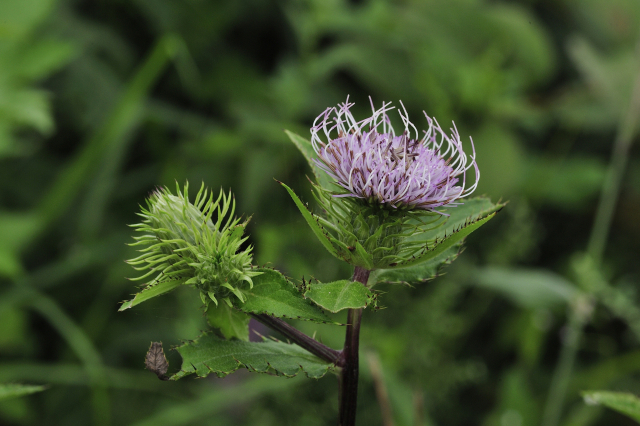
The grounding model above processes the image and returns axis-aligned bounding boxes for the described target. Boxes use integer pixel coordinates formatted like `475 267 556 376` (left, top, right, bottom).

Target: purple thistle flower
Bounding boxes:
311 98 479 213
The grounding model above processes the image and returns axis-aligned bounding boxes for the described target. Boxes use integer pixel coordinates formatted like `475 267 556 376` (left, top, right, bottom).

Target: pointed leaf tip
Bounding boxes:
118 300 133 311
118 279 184 311
0 384 48 400
280 182 339 259
582 391 640 422
284 130 334 190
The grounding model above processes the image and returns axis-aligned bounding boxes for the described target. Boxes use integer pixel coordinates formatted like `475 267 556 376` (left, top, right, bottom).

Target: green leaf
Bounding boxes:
0 212 41 278
304 280 373 313
427 197 504 239
370 243 462 286
0 0 55 41
16 39 76 81
394 211 497 269
118 279 184 311
171 332 334 380
583 391 640 423
284 130 334 190
207 303 251 341
473 267 580 309
0 383 47 400
236 268 333 323
278 181 339 259
371 197 501 270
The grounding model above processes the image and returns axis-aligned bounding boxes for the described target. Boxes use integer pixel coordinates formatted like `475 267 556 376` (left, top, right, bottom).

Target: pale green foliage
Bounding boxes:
0 0 75 158
123 182 261 310
474 268 580 309
583 391 640 423
206 303 251 342
0 383 47 400
303 280 374 313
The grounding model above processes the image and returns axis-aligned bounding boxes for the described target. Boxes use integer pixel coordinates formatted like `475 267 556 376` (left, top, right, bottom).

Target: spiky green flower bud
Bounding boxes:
125 182 261 310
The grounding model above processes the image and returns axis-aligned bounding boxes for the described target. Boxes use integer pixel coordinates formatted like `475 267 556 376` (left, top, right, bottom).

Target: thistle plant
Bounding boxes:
302 98 480 270
120 98 503 426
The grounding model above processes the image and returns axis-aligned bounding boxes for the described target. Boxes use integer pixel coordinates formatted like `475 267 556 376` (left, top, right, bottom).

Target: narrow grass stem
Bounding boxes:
541 302 587 426
27 288 111 426
587 44 640 263
367 351 395 426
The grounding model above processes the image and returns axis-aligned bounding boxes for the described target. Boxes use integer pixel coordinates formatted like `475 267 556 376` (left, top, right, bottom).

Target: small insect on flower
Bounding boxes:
311 97 479 213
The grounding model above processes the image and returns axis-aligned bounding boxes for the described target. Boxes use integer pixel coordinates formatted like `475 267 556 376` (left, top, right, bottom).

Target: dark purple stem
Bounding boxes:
251 313 341 364
337 266 370 426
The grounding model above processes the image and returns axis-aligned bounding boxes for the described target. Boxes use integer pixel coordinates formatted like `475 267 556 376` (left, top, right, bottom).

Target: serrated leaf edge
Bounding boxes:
234 267 337 324
374 243 465 286
390 211 498 269
170 333 335 380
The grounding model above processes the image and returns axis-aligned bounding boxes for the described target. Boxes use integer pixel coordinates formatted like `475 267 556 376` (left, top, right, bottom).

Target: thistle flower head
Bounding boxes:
126 182 261 309
311 98 479 212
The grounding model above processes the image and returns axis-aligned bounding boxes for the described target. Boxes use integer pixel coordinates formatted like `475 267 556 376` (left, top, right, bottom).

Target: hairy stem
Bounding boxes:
251 313 341 364
338 266 370 426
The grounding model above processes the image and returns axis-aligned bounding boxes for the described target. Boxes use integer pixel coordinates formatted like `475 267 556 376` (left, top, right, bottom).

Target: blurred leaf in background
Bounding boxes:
1 0 640 425
0 0 75 158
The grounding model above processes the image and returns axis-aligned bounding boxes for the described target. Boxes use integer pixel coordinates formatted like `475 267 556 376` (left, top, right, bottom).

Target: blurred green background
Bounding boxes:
1 0 640 425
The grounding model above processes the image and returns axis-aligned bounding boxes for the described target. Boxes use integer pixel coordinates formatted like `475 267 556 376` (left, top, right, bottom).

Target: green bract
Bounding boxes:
121 182 261 311
313 185 448 269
